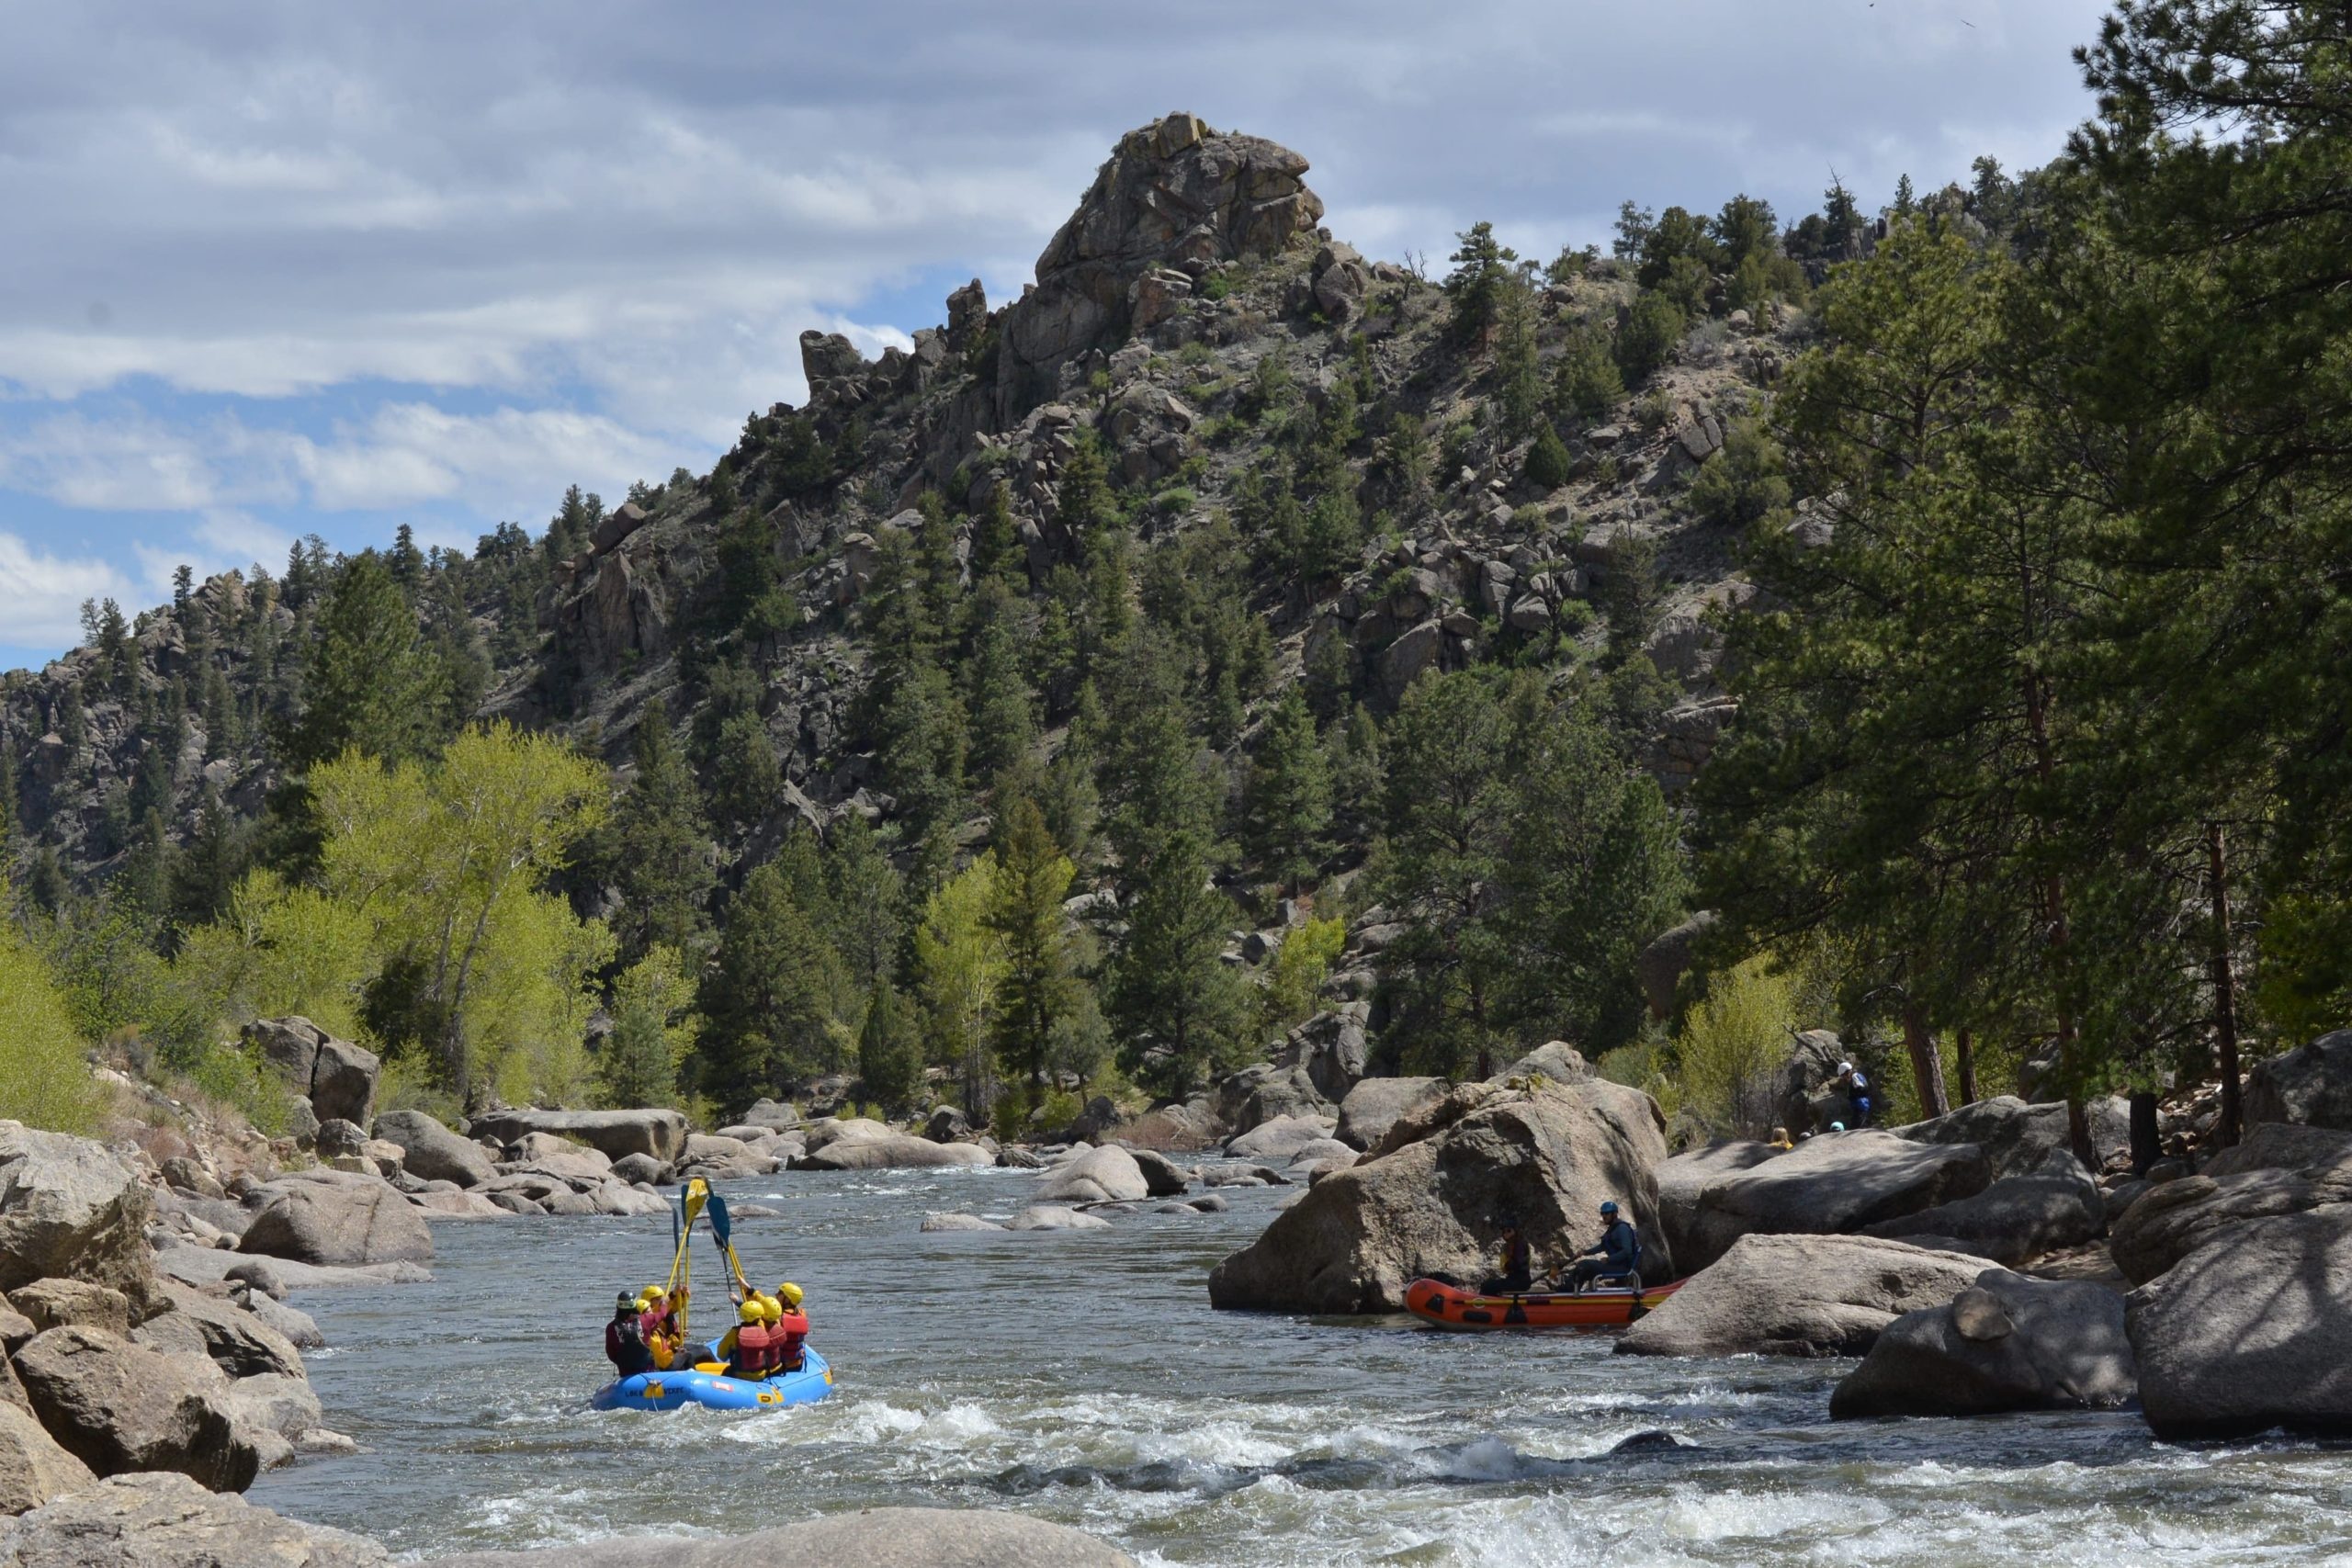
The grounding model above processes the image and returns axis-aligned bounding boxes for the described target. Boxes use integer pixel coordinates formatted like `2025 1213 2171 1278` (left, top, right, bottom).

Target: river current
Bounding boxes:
248 1164 2352 1565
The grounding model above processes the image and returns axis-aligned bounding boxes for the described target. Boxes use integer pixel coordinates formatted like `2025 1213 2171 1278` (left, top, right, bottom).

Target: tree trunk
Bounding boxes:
2019 663 2092 1168
2207 821 2245 1149
1955 1028 1978 1106
2128 1089 2162 1179
1902 1001 1951 1120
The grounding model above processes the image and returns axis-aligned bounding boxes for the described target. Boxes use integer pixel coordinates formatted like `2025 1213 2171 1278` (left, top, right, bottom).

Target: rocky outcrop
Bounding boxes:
238 1174 433 1267
1634 911 1717 1021
1208 1075 1668 1314
0 1122 156 1307
1860 1152 2105 1266
1118 1100 1226 1152
2244 1029 2352 1130
0 1403 95 1517
132 1283 305 1382
370 1111 498 1189
0 1472 389 1564
995 113 1323 418
462 1109 688 1164
1334 1077 1444 1153
2108 1131 2352 1284
1617 1235 1987 1359
435 1504 1139 1566
1032 1145 1149 1204
1896 1095 2130 1180
2128 1205 2352 1438
13 1326 260 1492
1829 1270 2137 1417
1125 1148 1191 1198
243 1017 380 1129
1672 1129 1992 1273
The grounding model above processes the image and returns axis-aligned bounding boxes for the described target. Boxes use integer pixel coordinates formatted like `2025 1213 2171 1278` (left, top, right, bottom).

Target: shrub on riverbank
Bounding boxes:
0 925 100 1134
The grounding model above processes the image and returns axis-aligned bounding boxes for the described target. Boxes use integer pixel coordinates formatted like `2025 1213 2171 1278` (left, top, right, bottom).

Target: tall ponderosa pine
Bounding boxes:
282 551 439 772
1241 688 1332 896
986 796 1076 1100
605 700 716 962
698 861 844 1107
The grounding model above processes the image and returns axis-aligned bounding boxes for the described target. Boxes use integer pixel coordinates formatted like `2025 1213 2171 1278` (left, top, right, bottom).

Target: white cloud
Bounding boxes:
0 531 136 652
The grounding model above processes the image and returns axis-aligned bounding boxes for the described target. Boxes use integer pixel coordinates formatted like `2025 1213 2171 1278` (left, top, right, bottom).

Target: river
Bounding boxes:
248 1164 2352 1565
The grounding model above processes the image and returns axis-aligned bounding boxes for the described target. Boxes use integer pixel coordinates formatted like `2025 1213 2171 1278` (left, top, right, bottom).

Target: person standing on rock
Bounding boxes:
1835 1062 1873 1128
1559 1201 1642 1292
1480 1219 1534 1295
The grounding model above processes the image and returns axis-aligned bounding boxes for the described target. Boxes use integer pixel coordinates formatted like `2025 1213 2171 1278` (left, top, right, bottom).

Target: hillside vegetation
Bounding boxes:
4 5 2346 1154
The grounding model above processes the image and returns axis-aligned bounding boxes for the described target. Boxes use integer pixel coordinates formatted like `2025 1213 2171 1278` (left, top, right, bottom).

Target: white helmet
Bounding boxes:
1836 1061 1854 1075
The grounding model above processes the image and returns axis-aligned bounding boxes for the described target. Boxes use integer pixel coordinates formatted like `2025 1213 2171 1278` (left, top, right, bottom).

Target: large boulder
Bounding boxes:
1829 1270 2137 1417
0 1123 155 1307
462 1109 688 1164
1208 1076 1668 1314
1032 1145 1150 1204
2128 1205 2352 1438
7 1279 131 1338
238 1176 433 1267
1277 1003 1370 1104
789 1135 993 1171
1673 1129 1992 1273
2202 1120 2352 1177
0 1404 95 1517
1214 1065 1330 1137
1860 1152 2106 1266
1617 1235 1988 1359
0 1472 389 1564
243 1017 380 1128
1119 1100 1226 1152
13 1326 261 1492
1896 1095 2130 1179
434 1504 1137 1566
2108 1132 2352 1284
1125 1148 1191 1198
1635 911 1717 1021
1226 1114 1340 1163
1774 1029 1852 1134
132 1283 305 1381
1653 1139 1775 1269
369 1111 498 1189
1334 1077 1444 1153
2244 1029 2352 1130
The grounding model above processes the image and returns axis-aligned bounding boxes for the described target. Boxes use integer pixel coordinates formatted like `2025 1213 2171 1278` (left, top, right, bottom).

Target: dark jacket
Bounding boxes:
605 1315 651 1375
1584 1218 1640 1271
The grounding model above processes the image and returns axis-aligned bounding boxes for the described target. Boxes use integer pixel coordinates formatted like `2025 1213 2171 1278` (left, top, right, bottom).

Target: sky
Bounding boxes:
0 0 2114 673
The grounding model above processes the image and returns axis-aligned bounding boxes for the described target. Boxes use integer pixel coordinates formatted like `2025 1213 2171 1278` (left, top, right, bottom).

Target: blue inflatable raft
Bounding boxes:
592 1345 833 1412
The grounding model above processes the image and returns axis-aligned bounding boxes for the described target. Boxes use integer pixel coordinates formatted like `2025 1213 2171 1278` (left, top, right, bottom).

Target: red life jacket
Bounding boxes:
774 1311 808 1370
730 1322 772 1376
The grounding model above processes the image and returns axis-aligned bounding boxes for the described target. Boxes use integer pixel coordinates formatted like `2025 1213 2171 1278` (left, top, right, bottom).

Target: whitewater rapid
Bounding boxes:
247 1165 2352 1565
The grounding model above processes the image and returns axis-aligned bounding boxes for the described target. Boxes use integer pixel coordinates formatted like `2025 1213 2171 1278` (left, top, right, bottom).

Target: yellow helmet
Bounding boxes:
738 1300 762 1325
777 1281 804 1308
642 1285 667 1302
760 1297 782 1325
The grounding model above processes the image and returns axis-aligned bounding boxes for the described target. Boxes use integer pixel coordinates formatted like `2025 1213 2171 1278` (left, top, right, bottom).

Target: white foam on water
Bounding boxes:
1659 1483 1876 1543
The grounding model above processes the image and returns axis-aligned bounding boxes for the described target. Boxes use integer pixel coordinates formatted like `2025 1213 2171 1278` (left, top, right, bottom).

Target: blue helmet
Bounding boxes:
1599 1201 1620 1216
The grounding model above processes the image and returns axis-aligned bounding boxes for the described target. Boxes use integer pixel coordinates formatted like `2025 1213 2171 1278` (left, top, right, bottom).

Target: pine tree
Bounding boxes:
1443 220 1518 344
987 796 1076 1100
1492 271 1544 439
1056 432 1115 538
1525 425 1574 490
1107 826 1246 1096
856 980 922 1110
281 551 436 771
1242 688 1332 895
1552 325 1625 423
605 699 716 962
697 862 844 1106
966 615 1038 783
168 787 244 931
821 811 904 989
707 711 782 835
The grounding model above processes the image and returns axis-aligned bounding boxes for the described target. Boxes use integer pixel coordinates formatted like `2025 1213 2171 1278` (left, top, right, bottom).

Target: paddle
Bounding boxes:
707 1190 752 1299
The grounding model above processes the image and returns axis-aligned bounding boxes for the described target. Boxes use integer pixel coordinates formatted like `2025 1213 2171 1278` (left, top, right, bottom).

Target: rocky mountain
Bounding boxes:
2 110 1792 961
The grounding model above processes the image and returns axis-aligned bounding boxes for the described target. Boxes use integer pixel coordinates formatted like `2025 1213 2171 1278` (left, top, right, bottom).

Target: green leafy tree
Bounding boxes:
914 853 1006 1116
0 924 100 1133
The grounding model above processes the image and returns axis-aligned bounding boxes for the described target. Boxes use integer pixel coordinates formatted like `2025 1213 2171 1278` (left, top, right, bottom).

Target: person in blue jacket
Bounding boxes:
1836 1061 1874 1128
1559 1201 1642 1292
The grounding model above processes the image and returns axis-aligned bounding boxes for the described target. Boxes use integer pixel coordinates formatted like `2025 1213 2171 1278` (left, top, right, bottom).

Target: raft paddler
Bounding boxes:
1559 1201 1641 1292
605 1292 652 1376
773 1281 809 1371
1478 1219 1534 1296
